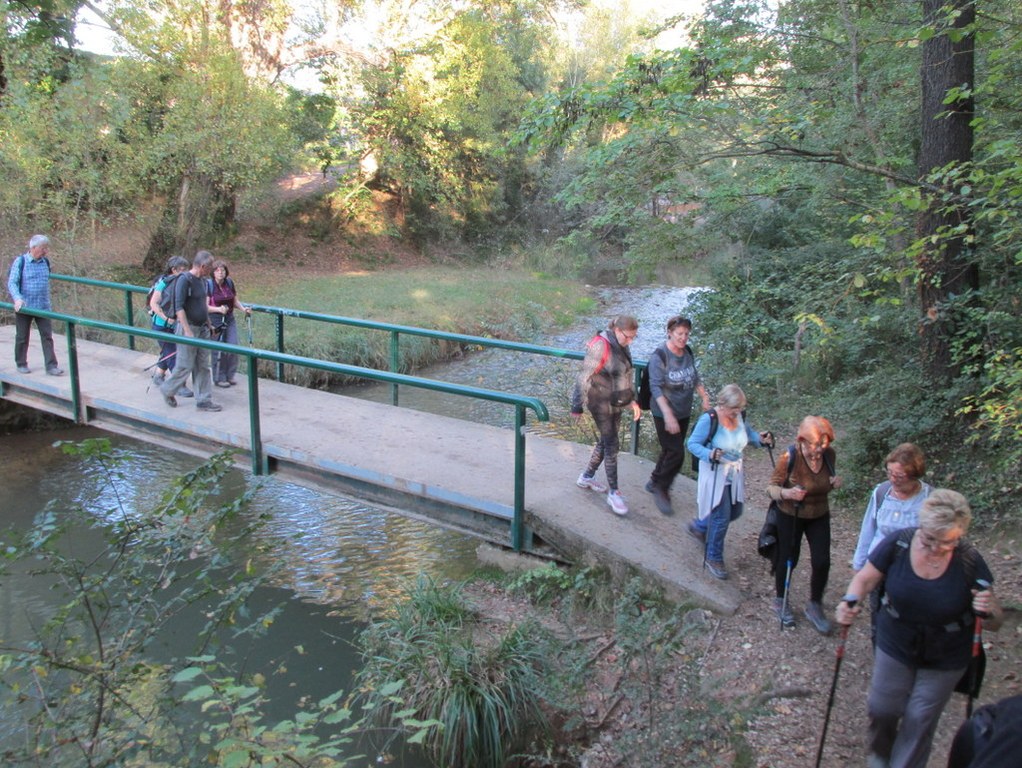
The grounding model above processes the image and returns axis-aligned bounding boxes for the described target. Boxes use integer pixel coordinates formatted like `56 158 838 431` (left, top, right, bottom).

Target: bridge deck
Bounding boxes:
0 327 748 614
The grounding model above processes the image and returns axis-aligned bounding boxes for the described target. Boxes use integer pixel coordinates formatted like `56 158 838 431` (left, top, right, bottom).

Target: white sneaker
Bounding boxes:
576 472 608 493
606 490 628 516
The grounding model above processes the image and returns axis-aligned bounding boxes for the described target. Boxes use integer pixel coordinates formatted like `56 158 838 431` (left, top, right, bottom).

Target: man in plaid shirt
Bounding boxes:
7 234 63 375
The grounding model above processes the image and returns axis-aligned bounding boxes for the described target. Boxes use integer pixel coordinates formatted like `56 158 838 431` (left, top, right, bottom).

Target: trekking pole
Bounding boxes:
704 451 719 571
767 442 776 468
815 595 857 768
246 312 254 346
780 485 804 630
143 350 177 374
967 578 991 718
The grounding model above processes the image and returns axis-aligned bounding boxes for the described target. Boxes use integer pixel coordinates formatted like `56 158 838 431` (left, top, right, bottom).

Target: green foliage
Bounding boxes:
506 563 604 609
356 575 546 768
0 439 363 767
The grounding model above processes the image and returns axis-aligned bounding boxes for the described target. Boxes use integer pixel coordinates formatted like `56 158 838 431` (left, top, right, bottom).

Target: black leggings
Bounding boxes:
584 402 623 491
774 512 831 603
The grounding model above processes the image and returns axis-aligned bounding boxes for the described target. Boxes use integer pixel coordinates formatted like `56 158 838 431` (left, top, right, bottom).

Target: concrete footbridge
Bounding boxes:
1 277 749 614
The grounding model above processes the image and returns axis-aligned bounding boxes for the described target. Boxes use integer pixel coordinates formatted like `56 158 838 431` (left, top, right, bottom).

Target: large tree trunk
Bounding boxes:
142 172 236 274
916 0 978 381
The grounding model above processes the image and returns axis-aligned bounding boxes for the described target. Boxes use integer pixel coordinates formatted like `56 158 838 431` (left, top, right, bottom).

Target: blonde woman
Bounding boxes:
836 490 1003 768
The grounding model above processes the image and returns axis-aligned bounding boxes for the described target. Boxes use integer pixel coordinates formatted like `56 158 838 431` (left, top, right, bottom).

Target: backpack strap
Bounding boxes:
785 445 797 486
873 480 893 515
589 333 611 377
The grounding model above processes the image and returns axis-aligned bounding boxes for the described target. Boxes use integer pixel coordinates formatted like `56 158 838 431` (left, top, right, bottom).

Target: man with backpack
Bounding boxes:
7 234 62 376
160 250 222 412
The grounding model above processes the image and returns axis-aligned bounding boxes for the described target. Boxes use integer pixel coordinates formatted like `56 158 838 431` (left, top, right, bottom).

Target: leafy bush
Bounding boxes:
356 575 547 768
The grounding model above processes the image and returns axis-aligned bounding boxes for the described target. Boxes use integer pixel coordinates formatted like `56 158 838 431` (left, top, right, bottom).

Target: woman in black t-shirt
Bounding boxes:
835 489 1003 768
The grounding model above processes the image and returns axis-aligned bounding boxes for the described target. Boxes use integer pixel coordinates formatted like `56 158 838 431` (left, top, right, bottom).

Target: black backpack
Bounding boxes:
690 409 721 472
146 273 181 319
637 347 668 410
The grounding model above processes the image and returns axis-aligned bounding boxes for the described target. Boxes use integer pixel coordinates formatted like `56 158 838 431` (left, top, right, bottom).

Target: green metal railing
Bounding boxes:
51 273 649 451
2 295 549 551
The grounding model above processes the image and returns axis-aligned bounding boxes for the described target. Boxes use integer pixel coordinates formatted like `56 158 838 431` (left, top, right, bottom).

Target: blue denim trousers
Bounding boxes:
693 483 741 562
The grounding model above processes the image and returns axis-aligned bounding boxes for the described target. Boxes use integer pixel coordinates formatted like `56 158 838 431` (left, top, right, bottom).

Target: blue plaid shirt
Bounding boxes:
7 253 52 310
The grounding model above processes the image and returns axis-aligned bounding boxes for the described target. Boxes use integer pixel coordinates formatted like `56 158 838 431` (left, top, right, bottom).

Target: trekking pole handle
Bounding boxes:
841 595 858 609
974 579 992 619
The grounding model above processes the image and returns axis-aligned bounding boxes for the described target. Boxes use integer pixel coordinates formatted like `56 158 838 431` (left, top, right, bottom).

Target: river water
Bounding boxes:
0 284 702 764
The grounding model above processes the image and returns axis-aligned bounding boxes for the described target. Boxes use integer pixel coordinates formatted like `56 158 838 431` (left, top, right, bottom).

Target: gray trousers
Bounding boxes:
161 323 213 405
867 647 964 768
14 313 58 370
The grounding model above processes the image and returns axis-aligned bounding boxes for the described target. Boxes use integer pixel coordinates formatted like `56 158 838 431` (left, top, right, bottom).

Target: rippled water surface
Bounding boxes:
0 283 703 763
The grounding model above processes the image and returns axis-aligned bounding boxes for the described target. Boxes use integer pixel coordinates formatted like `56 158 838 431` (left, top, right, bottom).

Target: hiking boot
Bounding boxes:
705 560 728 580
773 597 796 628
686 521 705 544
576 472 608 493
178 387 194 398
649 485 673 516
196 400 223 412
163 392 177 408
804 600 833 636
606 490 629 516
16 365 31 374
151 371 166 386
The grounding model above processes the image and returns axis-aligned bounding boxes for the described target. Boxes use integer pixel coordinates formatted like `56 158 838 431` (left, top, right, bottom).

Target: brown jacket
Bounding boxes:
766 445 835 520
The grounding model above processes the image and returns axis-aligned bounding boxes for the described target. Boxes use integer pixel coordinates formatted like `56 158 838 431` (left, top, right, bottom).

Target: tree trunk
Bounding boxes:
142 172 236 274
916 0 978 381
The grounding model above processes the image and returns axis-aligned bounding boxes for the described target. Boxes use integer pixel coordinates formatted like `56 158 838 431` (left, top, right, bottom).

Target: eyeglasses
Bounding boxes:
918 530 960 552
618 330 637 341
885 467 913 483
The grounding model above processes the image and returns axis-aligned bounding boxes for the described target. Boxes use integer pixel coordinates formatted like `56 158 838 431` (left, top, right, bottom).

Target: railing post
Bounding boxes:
389 330 400 406
512 405 526 551
246 355 265 475
125 290 136 350
275 313 285 381
65 322 84 424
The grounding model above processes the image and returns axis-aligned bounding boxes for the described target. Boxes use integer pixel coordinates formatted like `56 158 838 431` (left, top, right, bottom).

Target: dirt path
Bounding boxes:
471 439 1021 767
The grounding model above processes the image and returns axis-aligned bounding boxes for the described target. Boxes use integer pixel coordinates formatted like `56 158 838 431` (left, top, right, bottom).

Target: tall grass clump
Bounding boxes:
356 575 548 768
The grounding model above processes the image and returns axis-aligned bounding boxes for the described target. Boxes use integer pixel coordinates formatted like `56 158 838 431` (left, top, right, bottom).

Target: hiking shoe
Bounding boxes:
215 380 231 388
227 379 238 386
151 371 166 386
773 597 796 628
606 490 629 516
804 600 833 636
196 400 223 412
16 365 31 374
576 472 608 493
163 392 177 408
178 387 194 398
46 366 64 376
648 484 674 516
686 521 706 544
705 560 728 580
